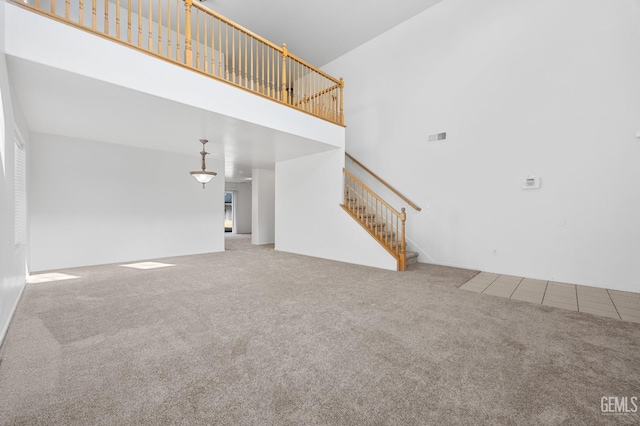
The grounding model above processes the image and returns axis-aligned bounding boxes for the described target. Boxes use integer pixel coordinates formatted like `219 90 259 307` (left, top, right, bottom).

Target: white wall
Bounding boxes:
29 133 225 271
276 150 398 271
323 0 640 292
0 0 30 344
225 182 252 234
251 169 275 245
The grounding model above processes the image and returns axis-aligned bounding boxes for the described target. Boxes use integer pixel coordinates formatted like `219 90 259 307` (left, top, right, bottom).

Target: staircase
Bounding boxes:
341 155 420 271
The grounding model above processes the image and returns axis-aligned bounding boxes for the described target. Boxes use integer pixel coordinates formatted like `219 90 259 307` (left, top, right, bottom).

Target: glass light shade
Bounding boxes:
190 171 217 184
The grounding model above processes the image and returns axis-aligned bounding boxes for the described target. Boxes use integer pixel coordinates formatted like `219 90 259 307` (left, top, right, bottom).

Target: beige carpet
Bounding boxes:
0 235 638 425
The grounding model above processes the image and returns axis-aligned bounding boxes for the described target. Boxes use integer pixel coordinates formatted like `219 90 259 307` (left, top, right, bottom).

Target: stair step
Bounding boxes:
370 223 386 229
406 251 419 265
375 230 396 239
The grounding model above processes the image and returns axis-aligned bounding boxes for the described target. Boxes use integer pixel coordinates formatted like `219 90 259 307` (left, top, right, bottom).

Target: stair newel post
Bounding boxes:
184 0 193 66
399 208 407 271
281 43 288 103
339 77 344 125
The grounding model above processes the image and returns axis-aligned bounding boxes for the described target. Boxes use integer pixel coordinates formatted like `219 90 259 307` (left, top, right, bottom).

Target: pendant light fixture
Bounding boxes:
189 139 217 188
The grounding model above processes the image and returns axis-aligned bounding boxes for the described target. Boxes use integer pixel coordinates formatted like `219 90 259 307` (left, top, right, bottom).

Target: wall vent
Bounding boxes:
428 132 447 142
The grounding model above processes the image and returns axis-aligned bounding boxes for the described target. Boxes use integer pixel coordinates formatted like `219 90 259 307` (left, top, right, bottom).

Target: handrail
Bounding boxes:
344 169 401 216
343 168 407 271
13 0 345 126
191 1 282 52
345 152 422 211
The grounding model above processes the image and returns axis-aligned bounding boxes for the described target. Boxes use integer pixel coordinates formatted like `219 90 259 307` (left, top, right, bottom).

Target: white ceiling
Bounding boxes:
203 0 443 67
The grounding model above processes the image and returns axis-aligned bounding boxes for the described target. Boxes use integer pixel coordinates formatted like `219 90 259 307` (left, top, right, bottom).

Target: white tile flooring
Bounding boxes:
460 272 640 323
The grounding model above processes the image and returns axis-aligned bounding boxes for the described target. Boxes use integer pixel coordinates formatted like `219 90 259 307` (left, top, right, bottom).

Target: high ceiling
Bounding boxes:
203 0 443 67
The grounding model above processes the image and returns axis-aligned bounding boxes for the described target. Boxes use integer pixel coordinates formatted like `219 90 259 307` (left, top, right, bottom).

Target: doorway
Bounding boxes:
224 191 235 233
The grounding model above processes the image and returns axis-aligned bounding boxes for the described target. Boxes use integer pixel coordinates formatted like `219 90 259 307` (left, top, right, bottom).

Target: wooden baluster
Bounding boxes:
271 47 275 97
224 24 229 80
396 215 400 255
165 0 170 59
156 0 161 54
306 67 310 112
36 0 40 10
104 0 109 34
195 9 200 69
126 0 131 42
209 16 216 75
339 77 344 125
232 28 236 83
51 0 55 14
218 20 224 78
137 0 142 46
275 47 278 98
218 19 222 77
79 0 83 25
176 0 181 62
203 14 208 73
368 192 372 228
65 0 69 19
267 47 271 96
400 208 406 271
314 73 318 114
261 44 265 95
281 43 287 103
185 0 194 66
385 210 389 246
250 38 254 91
147 0 152 51
277 48 280 99
116 0 120 37
92 0 96 29
374 199 378 236
238 31 242 85
244 34 248 88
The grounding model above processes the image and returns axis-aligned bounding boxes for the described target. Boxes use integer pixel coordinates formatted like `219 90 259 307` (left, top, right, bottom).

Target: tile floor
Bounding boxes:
460 272 640 323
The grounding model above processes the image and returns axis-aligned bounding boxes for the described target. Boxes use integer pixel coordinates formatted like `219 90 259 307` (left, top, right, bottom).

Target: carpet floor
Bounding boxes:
0 235 638 425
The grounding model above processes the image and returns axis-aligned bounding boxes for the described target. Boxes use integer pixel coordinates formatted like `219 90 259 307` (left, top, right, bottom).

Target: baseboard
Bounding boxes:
0 279 27 350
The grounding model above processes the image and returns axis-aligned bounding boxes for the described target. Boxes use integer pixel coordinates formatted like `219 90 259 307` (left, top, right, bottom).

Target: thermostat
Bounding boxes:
521 175 541 189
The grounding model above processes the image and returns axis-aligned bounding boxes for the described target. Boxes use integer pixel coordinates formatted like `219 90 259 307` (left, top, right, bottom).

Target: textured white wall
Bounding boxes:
29 133 225 271
323 0 640 292
225 182 252 234
275 150 398 271
251 169 275 245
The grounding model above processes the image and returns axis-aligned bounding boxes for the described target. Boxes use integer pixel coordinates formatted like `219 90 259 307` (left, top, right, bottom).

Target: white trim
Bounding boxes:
0 279 27 349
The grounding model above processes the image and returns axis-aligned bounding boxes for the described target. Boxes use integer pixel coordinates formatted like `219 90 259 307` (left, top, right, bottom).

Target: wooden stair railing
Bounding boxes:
345 153 421 211
12 0 344 125
342 169 408 271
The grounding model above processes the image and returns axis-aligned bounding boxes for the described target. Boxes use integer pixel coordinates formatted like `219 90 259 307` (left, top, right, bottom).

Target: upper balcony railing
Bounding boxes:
14 0 345 125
